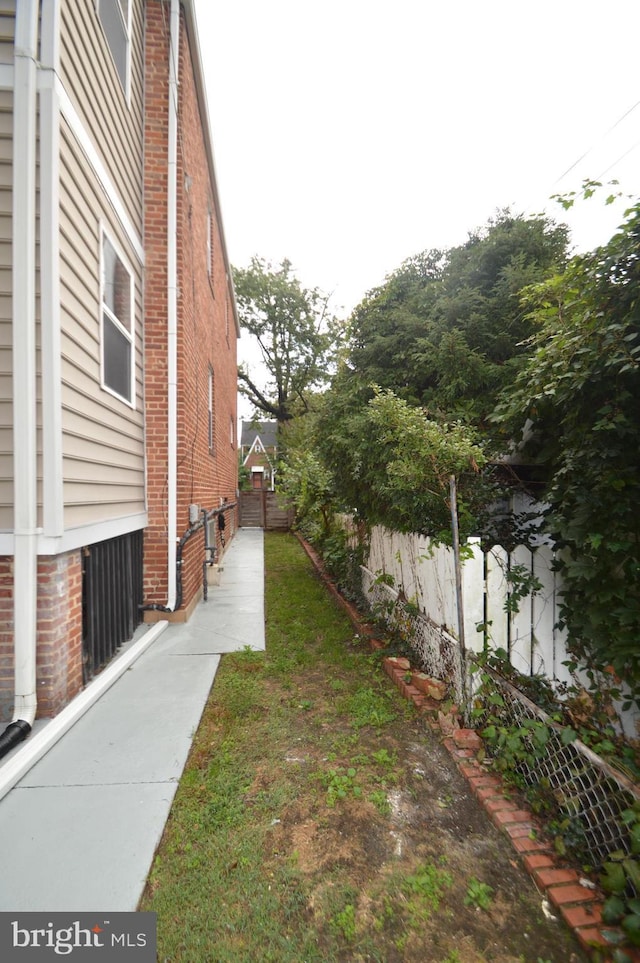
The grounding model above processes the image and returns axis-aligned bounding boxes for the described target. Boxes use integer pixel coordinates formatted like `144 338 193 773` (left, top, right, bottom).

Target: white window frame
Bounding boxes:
100 228 135 408
96 0 131 101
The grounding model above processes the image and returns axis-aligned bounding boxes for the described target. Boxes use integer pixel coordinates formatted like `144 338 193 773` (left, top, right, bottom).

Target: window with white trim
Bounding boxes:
101 233 134 406
97 0 130 94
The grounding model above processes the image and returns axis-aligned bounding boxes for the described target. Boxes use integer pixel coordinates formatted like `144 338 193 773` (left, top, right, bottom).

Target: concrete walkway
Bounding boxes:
0 528 264 912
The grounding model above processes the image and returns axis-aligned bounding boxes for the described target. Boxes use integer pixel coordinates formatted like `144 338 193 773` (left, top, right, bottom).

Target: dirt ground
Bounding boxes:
262 681 589 963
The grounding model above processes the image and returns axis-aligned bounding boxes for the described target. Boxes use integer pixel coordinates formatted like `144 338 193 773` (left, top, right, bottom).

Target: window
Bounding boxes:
101 233 134 405
208 367 215 452
97 0 130 94
207 210 213 279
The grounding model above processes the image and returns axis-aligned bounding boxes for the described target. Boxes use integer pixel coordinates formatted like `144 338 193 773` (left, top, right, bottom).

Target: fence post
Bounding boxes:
449 476 465 656
449 476 470 715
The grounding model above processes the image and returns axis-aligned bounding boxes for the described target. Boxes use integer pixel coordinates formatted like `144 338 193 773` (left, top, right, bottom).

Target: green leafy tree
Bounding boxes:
277 407 337 539
233 256 342 423
315 377 490 540
348 251 445 405
349 212 569 427
494 201 640 700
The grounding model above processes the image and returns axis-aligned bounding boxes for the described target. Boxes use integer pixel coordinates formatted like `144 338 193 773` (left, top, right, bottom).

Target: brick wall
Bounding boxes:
0 558 12 722
0 552 83 723
36 553 84 717
143 3 238 616
143 1 172 606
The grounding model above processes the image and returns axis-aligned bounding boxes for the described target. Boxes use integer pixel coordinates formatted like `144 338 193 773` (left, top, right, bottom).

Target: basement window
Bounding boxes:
97 0 131 95
101 232 134 406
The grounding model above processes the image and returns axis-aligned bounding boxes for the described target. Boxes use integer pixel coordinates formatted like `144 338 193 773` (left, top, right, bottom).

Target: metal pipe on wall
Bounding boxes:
0 0 40 759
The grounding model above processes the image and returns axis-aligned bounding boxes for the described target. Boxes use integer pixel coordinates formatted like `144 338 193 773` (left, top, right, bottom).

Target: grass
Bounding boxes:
141 534 394 962
140 533 587 963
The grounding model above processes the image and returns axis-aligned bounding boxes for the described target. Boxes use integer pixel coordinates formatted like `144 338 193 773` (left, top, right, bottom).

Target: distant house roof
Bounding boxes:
240 421 278 450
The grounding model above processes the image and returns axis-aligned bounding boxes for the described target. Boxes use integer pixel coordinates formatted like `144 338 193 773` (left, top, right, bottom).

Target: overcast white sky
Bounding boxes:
193 0 640 415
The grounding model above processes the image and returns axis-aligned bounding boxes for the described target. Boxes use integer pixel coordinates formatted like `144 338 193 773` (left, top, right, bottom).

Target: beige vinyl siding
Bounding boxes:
0 2 15 66
0 86 10 529
59 120 145 529
59 0 144 237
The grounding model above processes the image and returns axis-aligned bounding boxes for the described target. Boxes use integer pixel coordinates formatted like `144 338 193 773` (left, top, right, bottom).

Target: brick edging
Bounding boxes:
294 531 635 962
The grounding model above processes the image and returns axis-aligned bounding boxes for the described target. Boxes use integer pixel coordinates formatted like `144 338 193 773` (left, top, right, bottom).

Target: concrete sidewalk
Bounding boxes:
0 527 264 912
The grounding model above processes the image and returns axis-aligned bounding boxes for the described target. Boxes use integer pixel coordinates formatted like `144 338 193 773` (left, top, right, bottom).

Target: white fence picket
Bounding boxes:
531 544 557 680
510 544 534 676
462 537 485 654
485 546 509 655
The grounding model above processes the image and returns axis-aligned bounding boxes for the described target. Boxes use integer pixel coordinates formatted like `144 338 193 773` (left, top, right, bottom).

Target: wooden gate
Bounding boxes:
239 491 265 527
239 492 293 530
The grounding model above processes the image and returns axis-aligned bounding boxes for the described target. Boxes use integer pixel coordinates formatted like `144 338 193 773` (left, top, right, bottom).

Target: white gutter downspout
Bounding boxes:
166 0 179 609
39 0 64 541
11 0 39 730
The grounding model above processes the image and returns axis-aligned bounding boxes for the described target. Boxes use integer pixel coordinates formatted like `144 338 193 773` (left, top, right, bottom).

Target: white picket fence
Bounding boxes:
357 524 638 736
366 526 573 686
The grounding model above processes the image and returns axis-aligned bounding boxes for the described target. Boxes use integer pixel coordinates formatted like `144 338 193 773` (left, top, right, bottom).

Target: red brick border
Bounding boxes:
295 532 638 962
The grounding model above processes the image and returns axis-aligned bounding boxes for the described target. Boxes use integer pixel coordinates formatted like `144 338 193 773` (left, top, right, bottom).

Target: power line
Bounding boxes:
554 99 640 185
596 138 640 179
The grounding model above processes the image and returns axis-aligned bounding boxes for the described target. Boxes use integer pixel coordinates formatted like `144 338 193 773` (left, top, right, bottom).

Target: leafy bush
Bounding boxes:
494 199 640 704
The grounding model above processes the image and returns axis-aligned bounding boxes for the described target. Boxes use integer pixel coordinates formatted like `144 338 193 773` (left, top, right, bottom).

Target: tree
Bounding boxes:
348 250 445 406
493 201 640 700
277 407 337 539
348 212 569 428
314 376 491 540
233 256 342 423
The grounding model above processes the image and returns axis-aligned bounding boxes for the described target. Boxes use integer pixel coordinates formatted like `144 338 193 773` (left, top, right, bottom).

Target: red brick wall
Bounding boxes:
35 553 84 717
0 552 83 723
0 558 12 722
143 1 171 605
143 3 238 614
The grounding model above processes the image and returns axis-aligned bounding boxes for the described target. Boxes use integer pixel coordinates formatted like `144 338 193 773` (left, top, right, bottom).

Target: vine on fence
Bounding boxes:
598 802 640 960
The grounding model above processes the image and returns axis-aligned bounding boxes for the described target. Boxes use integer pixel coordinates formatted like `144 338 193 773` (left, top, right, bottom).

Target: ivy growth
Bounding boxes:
471 649 640 870
494 200 640 705
599 802 640 960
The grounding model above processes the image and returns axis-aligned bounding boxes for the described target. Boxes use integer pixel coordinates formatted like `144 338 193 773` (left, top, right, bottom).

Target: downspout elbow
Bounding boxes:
0 720 31 761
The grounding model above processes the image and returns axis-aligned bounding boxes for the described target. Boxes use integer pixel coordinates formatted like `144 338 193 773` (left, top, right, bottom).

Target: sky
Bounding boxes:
193 0 640 411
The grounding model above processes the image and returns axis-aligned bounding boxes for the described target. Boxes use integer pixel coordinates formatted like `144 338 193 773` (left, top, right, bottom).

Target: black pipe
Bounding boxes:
0 719 32 761
141 502 236 614
202 505 220 602
201 503 234 601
